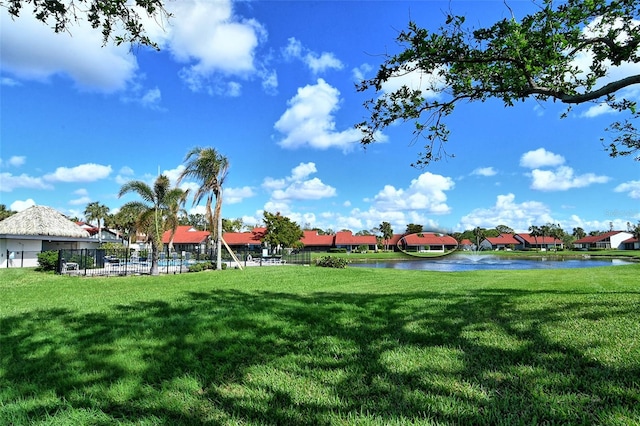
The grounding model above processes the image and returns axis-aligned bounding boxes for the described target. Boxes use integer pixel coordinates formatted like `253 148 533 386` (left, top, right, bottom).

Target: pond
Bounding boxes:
349 254 635 272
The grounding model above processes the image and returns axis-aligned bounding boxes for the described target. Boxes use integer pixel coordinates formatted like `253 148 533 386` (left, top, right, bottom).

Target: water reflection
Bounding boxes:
350 254 634 272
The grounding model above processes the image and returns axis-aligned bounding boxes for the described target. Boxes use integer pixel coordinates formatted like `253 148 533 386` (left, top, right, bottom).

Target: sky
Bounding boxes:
1 0 639 235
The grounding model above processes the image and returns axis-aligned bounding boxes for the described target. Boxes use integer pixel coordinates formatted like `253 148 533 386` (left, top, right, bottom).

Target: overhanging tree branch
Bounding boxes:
357 0 640 166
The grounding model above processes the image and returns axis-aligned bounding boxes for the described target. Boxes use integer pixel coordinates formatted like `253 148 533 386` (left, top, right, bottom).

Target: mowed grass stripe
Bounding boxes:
1 265 639 425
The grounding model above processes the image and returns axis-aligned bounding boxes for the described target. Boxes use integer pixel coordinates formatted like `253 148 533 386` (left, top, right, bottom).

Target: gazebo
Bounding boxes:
0 205 95 268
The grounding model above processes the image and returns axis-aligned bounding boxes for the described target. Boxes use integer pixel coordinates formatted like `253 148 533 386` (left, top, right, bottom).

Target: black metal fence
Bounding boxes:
56 248 311 276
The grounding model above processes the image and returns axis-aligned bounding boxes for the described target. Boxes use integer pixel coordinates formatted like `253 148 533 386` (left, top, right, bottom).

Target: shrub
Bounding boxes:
315 256 349 268
328 248 347 253
36 251 59 272
188 261 219 272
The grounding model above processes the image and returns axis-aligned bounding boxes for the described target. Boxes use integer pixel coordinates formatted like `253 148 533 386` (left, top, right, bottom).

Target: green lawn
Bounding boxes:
2 265 639 425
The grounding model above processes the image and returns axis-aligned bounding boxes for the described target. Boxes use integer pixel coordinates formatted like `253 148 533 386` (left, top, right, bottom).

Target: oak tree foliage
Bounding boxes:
357 0 640 167
2 0 170 49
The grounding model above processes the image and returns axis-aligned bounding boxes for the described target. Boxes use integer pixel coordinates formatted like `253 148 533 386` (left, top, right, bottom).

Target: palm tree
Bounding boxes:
528 225 541 250
114 203 146 247
178 147 229 271
84 201 110 243
165 188 189 253
118 175 185 276
472 227 485 251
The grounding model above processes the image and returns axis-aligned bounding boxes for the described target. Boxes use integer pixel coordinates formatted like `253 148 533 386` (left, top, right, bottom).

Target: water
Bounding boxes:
350 254 634 272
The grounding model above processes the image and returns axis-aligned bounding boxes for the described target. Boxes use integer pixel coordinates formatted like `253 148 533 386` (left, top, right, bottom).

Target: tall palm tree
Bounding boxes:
84 201 110 243
528 225 541 250
178 147 229 271
118 175 185 276
472 226 485 251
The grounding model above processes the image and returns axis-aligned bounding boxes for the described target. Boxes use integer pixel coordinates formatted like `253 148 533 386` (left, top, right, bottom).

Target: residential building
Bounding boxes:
573 231 633 250
514 233 563 250
480 234 519 251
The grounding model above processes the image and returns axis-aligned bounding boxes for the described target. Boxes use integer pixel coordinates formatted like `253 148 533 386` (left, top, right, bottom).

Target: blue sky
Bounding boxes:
1 0 639 234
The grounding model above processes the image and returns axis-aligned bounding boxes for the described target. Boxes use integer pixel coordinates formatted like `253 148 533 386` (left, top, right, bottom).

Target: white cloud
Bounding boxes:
0 156 26 167
283 37 343 74
0 172 53 192
371 172 454 215
272 177 337 201
565 214 637 233
471 167 497 177
1 77 21 87
44 163 112 183
115 167 135 185
380 63 446 100
165 0 266 92
520 148 565 168
141 87 162 108
352 63 373 82
291 162 317 181
10 199 36 212
580 102 617 118
69 196 92 206
458 193 554 232
263 162 336 202
530 166 610 191
275 78 363 151
614 180 640 199
571 17 640 116
225 186 255 204
68 188 91 206
0 11 138 92
1 0 273 96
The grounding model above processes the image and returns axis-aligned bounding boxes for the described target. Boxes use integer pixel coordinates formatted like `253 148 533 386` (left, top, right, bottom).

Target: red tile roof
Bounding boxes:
515 233 562 245
574 231 624 244
335 231 377 245
222 228 264 245
384 234 403 247
162 226 210 244
402 233 457 246
301 230 334 246
485 234 519 245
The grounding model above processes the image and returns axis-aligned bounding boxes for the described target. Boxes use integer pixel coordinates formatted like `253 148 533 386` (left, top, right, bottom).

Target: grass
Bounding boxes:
1 265 640 425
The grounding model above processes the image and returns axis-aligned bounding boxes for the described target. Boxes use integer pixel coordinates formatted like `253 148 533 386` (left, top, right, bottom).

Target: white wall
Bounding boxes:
1 238 42 268
611 232 633 249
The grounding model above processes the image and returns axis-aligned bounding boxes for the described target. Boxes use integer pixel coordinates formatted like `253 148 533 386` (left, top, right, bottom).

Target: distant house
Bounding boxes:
222 228 265 254
383 234 404 251
77 222 124 244
622 236 640 250
0 205 96 268
300 230 335 252
573 231 633 250
480 234 519 251
459 239 474 250
401 233 458 253
334 231 377 252
162 226 210 254
514 233 563 250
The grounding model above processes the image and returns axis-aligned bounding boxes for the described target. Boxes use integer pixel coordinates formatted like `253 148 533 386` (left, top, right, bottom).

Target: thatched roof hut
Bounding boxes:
0 205 90 238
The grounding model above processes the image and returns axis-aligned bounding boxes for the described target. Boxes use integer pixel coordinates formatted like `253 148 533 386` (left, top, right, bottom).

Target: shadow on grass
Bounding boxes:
2 288 639 424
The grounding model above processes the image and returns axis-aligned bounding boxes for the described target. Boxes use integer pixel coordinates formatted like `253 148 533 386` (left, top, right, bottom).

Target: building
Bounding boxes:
300 230 335 252
514 233 564 250
334 231 377 252
573 231 634 250
480 234 519 251
161 225 211 254
400 233 458 253
0 205 97 268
